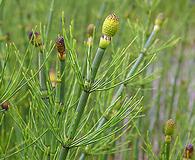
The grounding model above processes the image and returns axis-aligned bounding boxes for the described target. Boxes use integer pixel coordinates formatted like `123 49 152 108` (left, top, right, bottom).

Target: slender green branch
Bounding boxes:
55 36 66 107
164 141 170 160
59 47 105 160
38 49 47 92
46 0 55 40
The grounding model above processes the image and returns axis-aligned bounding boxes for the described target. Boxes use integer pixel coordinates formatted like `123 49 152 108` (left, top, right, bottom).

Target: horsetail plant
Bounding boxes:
28 31 47 94
78 24 95 97
0 1 191 160
59 13 119 160
183 144 193 160
55 36 66 108
79 12 165 160
163 119 175 160
29 31 52 158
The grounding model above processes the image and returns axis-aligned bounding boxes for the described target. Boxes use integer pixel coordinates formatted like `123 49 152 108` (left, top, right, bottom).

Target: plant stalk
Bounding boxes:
55 59 66 106
59 47 106 160
59 146 69 160
164 142 170 160
38 49 47 92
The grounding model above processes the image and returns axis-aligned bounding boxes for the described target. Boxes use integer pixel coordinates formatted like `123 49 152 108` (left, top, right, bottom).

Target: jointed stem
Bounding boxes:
164 142 170 160
38 49 47 92
46 0 55 40
59 47 106 160
59 60 66 104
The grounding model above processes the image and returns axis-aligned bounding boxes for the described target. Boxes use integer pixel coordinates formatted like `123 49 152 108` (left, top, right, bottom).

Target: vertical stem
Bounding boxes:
46 0 55 40
77 45 92 99
38 48 50 159
164 142 170 160
59 146 69 160
59 47 105 160
60 60 66 105
16 0 26 45
0 0 5 70
87 48 105 82
68 91 89 138
38 50 47 91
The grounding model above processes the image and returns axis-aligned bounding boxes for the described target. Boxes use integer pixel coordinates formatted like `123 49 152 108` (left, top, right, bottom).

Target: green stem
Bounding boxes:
60 60 66 105
38 50 47 91
86 48 105 82
55 59 66 111
79 153 86 160
0 0 5 70
68 90 89 138
59 47 106 160
164 142 170 160
46 0 55 40
16 0 26 45
77 45 92 99
59 146 69 160
38 49 50 159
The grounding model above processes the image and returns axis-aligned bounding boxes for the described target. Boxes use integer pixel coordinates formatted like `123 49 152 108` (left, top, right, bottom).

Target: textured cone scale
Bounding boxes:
164 119 175 136
56 36 66 60
102 13 119 37
184 144 194 158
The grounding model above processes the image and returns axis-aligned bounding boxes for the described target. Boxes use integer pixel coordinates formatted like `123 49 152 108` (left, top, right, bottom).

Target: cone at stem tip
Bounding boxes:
28 31 42 47
183 144 193 159
102 13 119 37
56 36 66 60
164 119 175 136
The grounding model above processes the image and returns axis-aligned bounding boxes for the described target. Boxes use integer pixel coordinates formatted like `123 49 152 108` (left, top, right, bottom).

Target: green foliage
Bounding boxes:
0 0 194 160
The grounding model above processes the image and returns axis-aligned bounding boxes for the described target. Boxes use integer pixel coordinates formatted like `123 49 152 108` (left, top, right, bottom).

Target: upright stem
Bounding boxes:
38 49 47 91
55 59 66 111
68 91 89 138
60 60 66 105
59 146 69 160
38 48 50 159
46 0 55 40
0 0 5 70
77 45 92 99
59 47 105 160
16 0 26 46
164 142 170 160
